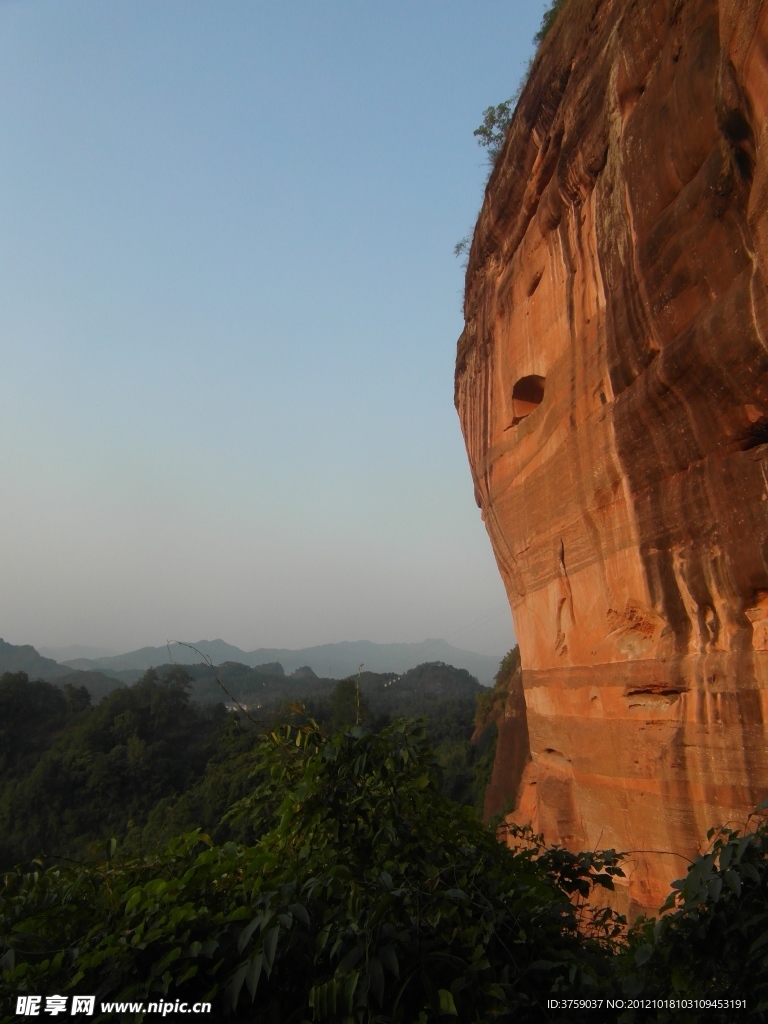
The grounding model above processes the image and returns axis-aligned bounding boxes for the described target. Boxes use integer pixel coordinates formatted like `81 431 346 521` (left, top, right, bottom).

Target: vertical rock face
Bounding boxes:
456 0 768 912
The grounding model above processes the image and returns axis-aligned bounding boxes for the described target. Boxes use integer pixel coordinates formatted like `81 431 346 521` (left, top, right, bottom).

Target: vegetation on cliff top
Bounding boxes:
474 645 520 730
534 0 568 45
474 0 568 163
455 0 570 260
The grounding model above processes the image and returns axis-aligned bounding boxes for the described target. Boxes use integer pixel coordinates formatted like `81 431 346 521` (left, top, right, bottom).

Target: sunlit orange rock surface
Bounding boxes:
456 0 768 914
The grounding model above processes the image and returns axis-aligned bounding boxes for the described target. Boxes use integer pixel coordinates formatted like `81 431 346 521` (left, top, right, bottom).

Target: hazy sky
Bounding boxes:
0 1 549 657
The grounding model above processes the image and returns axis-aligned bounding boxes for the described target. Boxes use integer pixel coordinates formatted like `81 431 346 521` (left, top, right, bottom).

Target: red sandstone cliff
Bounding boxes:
456 0 768 914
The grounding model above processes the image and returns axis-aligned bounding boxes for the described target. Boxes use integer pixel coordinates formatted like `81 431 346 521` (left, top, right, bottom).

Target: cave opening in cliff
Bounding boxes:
742 418 768 451
511 374 545 425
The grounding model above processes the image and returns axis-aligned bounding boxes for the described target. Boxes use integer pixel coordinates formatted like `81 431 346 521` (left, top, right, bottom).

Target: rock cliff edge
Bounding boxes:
456 0 768 913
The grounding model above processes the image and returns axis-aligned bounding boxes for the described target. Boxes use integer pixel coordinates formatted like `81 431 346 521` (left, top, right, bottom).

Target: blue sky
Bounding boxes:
0 0 549 657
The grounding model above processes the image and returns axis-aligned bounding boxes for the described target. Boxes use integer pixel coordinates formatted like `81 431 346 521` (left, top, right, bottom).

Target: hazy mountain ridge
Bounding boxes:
62 638 500 685
0 639 70 681
0 638 500 705
164 659 483 713
0 640 130 702
38 645 119 663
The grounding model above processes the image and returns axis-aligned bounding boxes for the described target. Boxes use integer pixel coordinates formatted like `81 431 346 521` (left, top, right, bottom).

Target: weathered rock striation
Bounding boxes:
456 0 768 913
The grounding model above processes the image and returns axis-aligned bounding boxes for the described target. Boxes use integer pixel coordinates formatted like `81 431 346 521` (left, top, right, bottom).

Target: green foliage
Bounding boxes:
1 719 625 1023
120 716 263 855
0 661 496 872
470 0 569 182
494 647 521 688
330 677 371 731
361 662 482 714
473 100 514 163
534 0 568 45
0 672 71 776
0 668 231 868
453 235 471 259
392 690 488 812
619 806 768 1020
499 822 626 938
310 663 489 812
5 693 768 1022
475 646 519 729
426 713 496 814
467 720 498 813
463 648 522 817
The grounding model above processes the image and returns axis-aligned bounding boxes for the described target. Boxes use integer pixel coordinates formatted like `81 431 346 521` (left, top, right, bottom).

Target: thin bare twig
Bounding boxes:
167 640 266 728
355 662 364 726
621 849 694 864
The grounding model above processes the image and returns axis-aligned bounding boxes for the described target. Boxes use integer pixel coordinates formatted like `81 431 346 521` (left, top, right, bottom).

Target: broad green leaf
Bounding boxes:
634 943 654 966
734 834 753 863
288 902 310 926
719 843 734 870
227 962 248 1010
438 989 458 1016
262 925 279 975
125 891 142 913
368 957 385 1006
724 869 742 896
246 952 263 999
379 945 399 978
343 970 359 1013
316 925 331 954
175 965 198 985
237 915 261 954
338 946 363 972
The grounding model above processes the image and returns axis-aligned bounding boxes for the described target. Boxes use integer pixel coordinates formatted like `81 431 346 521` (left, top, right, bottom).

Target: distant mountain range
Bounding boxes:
0 639 128 702
1 637 502 687
61 638 502 686
38 644 119 662
0 639 68 681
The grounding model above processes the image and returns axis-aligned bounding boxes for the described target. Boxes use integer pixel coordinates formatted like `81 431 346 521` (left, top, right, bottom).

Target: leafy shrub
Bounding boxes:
475 646 519 729
534 0 568 45
330 676 372 731
473 99 514 164
7 701 767 1023
1 719 624 1023
0 668 228 868
0 672 76 776
620 806 768 1021
468 0 569 180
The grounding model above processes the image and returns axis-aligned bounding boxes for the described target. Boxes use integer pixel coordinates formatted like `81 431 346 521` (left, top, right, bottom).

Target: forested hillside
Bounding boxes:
0 660 495 870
